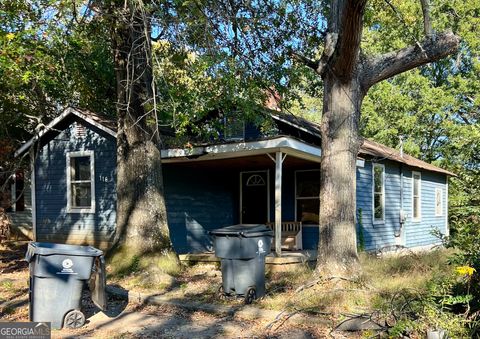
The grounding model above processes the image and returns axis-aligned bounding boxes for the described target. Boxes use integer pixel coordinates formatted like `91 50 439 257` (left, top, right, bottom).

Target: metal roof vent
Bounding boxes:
75 123 86 138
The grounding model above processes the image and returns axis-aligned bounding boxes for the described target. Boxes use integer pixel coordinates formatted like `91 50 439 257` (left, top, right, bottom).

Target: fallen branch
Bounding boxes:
295 275 370 294
294 278 322 293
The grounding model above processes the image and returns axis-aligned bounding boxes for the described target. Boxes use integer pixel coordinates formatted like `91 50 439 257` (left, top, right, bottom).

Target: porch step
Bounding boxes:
179 250 317 272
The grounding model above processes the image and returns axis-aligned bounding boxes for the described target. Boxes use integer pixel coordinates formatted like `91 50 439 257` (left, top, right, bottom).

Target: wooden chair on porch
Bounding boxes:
266 221 303 250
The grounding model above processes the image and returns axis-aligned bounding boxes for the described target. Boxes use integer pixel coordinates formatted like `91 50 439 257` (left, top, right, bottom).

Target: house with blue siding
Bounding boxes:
14 107 454 255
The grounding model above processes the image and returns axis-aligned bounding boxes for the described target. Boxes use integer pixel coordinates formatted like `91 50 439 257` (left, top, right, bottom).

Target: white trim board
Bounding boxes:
445 178 449 237
15 107 116 157
161 137 322 164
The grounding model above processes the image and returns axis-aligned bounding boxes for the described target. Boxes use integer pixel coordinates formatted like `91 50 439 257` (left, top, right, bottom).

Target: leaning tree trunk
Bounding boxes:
111 1 174 255
317 75 363 274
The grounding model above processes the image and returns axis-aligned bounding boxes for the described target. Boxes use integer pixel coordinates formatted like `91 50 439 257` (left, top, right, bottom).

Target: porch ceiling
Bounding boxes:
161 136 321 164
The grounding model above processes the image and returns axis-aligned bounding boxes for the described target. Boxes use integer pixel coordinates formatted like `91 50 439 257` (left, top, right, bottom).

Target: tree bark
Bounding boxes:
317 75 363 275
315 0 366 275
111 0 174 255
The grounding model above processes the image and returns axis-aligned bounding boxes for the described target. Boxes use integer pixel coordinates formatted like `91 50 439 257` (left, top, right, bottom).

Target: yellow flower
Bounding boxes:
456 266 476 276
5 33 15 41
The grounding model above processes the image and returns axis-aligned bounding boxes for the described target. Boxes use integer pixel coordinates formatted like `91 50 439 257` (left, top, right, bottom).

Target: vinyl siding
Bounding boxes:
404 169 447 248
163 165 237 253
356 160 401 251
35 119 116 248
356 159 448 251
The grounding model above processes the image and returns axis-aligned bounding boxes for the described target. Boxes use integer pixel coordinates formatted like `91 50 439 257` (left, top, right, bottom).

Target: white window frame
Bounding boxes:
435 187 443 217
372 163 385 224
294 169 320 225
66 150 95 213
412 171 422 222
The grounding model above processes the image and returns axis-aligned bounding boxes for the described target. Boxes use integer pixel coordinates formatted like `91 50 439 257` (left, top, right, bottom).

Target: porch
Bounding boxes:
161 136 322 257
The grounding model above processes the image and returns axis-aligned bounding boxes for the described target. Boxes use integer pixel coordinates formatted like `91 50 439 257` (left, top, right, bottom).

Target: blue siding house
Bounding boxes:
15 107 454 254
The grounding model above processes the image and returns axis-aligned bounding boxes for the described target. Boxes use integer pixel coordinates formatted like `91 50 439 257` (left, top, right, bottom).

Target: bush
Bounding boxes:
427 206 480 336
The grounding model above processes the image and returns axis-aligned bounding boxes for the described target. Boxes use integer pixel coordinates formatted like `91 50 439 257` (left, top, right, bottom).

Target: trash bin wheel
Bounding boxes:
64 310 86 329
244 287 256 304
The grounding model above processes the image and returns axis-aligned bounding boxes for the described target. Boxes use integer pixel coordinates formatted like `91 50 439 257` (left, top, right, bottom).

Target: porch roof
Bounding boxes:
160 136 322 163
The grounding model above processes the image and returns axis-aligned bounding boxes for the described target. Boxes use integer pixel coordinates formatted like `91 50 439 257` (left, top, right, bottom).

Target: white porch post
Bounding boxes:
275 151 283 257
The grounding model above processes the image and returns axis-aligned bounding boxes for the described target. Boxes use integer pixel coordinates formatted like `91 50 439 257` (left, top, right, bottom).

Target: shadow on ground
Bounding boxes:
0 242 28 273
0 241 329 338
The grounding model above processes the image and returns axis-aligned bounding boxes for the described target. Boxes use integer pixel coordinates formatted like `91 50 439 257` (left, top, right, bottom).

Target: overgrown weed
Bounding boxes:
261 249 464 336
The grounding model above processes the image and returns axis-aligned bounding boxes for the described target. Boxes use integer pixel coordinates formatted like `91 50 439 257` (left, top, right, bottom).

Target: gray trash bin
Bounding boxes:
25 242 107 329
210 224 273 304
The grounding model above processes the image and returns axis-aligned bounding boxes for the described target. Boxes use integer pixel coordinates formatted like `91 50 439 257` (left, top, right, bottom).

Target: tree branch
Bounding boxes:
360 31 460 91
329 0 367 80
291 32 337 76
420 0 433 37
290 51 319 71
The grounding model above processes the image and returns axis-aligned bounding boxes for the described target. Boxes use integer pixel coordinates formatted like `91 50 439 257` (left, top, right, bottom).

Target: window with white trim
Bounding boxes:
435 188 443 216
373 163 385 223
67 151 95 213
295 170 320 224
412 171 421 221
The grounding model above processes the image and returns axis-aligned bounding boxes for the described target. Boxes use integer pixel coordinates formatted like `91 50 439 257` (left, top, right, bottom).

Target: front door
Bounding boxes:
241 171 269 224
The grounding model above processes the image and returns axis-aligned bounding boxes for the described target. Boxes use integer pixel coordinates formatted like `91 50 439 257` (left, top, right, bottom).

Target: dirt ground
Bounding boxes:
0 242 351 338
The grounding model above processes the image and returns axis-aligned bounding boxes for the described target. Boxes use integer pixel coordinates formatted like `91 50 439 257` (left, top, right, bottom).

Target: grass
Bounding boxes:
107 246 184 291
261 249 454 318
107 249 453 314
259 248 474 337
105 246 463 335
1 280 15 290
0 239 464 336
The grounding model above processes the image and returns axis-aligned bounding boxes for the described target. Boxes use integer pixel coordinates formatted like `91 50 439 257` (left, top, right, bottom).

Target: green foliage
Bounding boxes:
152 40 269 137
438 210 480 330
360 2 480 293
0 1 115 144
425 208 480 335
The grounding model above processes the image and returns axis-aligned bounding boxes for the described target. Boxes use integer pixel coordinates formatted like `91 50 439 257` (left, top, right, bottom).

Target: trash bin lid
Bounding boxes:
25 242 103 262
209 224 273 238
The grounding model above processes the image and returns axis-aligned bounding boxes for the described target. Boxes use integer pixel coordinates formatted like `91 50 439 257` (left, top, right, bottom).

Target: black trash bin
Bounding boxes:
210 224 273 304
25 242 107 329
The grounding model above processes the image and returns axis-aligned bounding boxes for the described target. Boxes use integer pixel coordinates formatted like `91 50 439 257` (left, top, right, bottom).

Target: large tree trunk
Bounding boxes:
110 1 174 255
317 75 363 275
314 0 366 275
313 0 459 276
